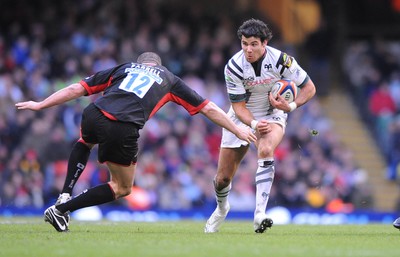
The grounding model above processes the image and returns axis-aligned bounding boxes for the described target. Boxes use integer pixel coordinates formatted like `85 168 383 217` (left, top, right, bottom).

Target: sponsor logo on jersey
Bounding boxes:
125 64 163 84
276 52 295 75
244 77 274 88
226 82 236 89
225 75 236 88
264 64 272 70
282 53 293 68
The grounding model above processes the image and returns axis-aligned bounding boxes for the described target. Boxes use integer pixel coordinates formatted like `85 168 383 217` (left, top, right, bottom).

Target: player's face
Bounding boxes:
241 36 267 63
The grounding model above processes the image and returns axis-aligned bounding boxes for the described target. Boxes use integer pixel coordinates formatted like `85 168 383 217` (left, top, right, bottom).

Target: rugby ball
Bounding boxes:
271 79 298 103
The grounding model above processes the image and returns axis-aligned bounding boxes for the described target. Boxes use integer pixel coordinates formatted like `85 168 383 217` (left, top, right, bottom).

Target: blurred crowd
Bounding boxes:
342 39 400 182
0 0 373 212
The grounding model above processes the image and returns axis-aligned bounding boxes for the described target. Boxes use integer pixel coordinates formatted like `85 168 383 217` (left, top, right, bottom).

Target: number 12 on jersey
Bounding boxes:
119 72 154 98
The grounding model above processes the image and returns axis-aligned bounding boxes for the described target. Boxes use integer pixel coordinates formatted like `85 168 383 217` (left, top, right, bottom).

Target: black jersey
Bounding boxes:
80 62 209 128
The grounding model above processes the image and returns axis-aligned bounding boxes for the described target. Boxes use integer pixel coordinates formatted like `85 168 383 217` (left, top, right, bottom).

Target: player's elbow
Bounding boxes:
68 83 87 98
200 101 217 116
310 84 317 97
306 81 317 98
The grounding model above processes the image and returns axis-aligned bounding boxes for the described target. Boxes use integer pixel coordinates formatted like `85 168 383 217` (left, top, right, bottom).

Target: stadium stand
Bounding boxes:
342 39 400 210
0 0 383 213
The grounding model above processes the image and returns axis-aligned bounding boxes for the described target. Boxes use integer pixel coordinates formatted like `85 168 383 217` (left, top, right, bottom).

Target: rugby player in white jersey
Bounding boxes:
204 18 316 233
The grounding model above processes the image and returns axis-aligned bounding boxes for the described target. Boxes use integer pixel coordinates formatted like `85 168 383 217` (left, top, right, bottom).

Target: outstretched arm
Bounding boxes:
199 101 257 144
15 83 87 111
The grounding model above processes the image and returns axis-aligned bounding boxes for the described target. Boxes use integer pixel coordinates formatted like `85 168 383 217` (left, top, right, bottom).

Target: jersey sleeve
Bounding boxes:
224 59 246 96
170 76 209 115
224 58 247 103
79 65 123 95
276 52 308 87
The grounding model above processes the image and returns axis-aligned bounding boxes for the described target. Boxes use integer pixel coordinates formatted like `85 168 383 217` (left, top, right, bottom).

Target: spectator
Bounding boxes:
368 80 397 154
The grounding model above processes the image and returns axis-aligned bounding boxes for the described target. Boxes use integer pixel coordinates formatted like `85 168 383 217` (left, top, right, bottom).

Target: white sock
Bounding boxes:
214 180 231 211
254 158 275 217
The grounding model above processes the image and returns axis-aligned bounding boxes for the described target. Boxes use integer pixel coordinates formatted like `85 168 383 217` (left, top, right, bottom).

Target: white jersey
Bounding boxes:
221 46 308 148
224 45 308 118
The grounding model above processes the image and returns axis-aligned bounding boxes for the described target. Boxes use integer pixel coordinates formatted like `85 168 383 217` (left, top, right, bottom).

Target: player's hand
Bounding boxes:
269 94 290 112
15 101 41 111
236 127 257 144
255 119 272 134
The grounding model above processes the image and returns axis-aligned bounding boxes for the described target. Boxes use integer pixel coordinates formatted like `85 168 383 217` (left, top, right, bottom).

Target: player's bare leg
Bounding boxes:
105 162 136 199
205 146 248 233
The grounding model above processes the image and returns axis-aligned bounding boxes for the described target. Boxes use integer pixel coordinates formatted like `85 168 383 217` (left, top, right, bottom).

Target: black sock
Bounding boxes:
62 141 91 195
56 183 116 213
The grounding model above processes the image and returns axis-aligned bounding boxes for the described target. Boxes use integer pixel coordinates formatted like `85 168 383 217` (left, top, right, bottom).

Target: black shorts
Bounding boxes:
81 103 140 165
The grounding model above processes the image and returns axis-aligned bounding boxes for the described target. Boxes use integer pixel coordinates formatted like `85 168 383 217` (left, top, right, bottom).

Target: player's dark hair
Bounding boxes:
237 18 273 42
137 52 162 65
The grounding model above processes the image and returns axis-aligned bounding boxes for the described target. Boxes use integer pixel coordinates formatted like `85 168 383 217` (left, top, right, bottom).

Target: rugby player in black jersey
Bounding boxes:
15 52 257 232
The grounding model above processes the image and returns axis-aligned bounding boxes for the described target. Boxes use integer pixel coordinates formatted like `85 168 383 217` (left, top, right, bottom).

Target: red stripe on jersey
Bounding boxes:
149 93 209 119
79 77 112 95
100 109 118 120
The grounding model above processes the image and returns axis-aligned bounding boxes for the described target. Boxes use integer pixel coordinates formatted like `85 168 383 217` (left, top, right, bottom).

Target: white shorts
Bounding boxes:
221 108 288 148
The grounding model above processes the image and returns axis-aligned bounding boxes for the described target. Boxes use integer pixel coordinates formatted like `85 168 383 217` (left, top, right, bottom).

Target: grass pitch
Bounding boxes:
0 217 398 257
